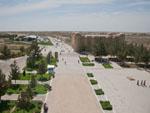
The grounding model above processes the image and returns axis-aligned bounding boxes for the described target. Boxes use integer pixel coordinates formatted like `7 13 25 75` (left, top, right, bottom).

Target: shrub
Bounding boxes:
79 57 90 62
37 74 51 82
44 84 52 91
102 63 113 68
7 89 14 95
95 89 104 95
38 77 48 81
82 62 95 66
100 101 113 110
33 85 47 94
87 73 94 77
90 79 98 85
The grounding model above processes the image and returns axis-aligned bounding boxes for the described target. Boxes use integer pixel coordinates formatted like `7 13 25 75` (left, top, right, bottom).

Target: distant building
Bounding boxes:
71 32 125 52
24 35 38 41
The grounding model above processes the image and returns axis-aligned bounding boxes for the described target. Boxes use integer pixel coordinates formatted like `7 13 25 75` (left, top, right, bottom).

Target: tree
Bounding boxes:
55 52 58 61
10 60 20 83
93 40 107 56
30 75 37 88
17 91 31 108
47 51 52 64
26 55 36 69
134 48 140 64
117 44 127 62
38 60 47 75
28 41 42 59
133 44 144 64
142 49 150 68
1 45 11 59
0 69 8 103
23 69 26 76
26 85 34 99
20 46 25 54
17 83 34 108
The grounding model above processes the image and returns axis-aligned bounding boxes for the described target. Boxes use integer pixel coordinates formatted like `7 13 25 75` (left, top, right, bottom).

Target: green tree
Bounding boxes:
30 75 37 88
23 70 26 76
117 43 127 62
133 44 144 64
93 40 107 56
0 69 8 103
93 42 101 56
17 91 31 108
1 45 11 59
38 60 47 75
47 51 51 64
20 46 25 54
10 60 20 83
28 41 42 59
26 85 34 99
55 52 58 61
26 55 36 69
142 49 150 68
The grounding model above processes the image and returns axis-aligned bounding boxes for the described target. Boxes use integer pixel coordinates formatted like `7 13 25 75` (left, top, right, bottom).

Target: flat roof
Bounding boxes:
47 65 55 68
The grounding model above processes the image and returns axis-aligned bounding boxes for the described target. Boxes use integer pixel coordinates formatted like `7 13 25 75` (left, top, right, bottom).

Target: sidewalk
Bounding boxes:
2 94 46 102
11 80 50 85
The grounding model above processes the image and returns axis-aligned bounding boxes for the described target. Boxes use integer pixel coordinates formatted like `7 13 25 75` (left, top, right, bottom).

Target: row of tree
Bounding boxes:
0 60 20 102
0 45 27 59
0 41 53 109
0 60 41 109
26 41 43 69
79 37 150 67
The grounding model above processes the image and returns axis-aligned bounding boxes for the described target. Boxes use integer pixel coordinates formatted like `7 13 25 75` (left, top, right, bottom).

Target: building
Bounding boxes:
71 32 125 52
24 35 38 41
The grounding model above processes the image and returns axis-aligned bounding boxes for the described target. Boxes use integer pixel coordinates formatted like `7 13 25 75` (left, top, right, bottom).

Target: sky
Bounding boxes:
0 0 150 32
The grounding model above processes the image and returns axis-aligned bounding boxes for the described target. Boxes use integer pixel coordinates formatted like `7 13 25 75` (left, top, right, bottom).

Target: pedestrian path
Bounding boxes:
11 80 50 85
2 94 46 102
45 42 102 113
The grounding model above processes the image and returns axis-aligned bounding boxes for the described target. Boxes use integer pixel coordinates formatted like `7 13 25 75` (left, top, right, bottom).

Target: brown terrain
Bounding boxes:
0 31 150 49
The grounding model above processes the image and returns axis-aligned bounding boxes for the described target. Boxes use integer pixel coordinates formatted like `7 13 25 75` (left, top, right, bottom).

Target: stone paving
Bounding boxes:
48 37 150 113
44 38 103 113
1 37 150 113
2 94 46 102
11 80 50 85
0 56 27 77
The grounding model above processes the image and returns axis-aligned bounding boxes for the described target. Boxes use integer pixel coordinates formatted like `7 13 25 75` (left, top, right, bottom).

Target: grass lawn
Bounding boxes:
36 73 52 81
33 84 48 94
90 79 98 85
82 62 95 66
7 84 48 95
79 57 90 62
19 73 52 81
95 89 104 95
100 101 113 110
26 56 47 71
0 100 42 113
49 56 57 65
7 84 27 95
38 41 53 46
19 73 32 80
87 73 94 77
103 63 113 68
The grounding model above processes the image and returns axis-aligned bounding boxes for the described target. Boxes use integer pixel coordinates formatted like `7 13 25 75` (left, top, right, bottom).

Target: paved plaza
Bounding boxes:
0 37 150 113
47 37 150 113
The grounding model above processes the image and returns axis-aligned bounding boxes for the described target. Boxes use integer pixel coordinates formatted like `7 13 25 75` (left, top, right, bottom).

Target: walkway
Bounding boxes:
45 39 102 113
2 94 46 102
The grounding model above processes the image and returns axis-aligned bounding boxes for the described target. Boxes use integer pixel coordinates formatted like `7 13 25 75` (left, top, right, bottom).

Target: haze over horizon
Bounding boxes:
0 0 150 32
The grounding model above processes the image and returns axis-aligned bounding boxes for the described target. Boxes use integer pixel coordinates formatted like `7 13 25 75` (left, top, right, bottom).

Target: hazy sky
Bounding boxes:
0 0 150 32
